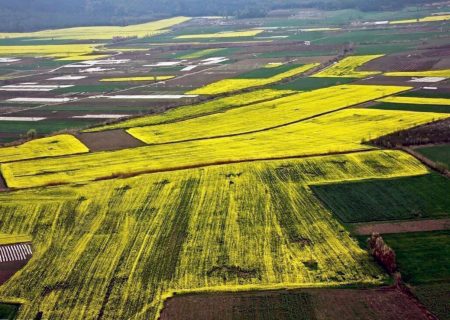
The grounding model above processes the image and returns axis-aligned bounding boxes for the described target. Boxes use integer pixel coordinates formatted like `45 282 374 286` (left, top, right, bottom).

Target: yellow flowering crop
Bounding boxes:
86 89 294 131
176 30 263 39
129 85 411 144
312 55 383 78
0 234 31 246
188 63 319 95
390 14 450 24
0 44 100 59
100 76 175 82
2 108 443 189
384 70 450 77
0 149 428 319
57 54 109 61
378 96 450 106
0 17 191 40
0 134 88 164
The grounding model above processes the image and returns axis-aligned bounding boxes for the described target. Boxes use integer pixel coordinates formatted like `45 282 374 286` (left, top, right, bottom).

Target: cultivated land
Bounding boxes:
0 4 449 320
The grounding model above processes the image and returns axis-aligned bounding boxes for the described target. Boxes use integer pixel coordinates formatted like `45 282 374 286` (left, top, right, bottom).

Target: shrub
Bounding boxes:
368 233 397 274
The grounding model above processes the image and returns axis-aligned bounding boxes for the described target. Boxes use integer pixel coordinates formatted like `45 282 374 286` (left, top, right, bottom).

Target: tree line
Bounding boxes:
0 0 433 32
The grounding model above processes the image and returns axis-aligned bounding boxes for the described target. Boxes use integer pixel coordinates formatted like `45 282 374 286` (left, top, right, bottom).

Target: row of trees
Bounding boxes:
0 0 433 32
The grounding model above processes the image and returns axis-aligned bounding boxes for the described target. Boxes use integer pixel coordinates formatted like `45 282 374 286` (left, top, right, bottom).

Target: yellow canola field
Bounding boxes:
384 69 450 77
0 234 31 246
129 85 410 144
0 44 100 59
378 96 450 106
2 108 444 189
0 17 191 40
390 14 450 24
188 63 319 95
0 134 88 164
57 54 109 61
0 149 428 319
312 55 383 78
86 89 295 132
100 76 175 82
176 30 263 39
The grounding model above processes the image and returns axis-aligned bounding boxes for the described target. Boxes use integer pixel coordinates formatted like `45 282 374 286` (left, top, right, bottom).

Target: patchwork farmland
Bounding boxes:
0 2 449 320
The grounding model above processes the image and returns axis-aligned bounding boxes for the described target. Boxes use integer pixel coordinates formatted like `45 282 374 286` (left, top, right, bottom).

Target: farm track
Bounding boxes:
351 218 450 235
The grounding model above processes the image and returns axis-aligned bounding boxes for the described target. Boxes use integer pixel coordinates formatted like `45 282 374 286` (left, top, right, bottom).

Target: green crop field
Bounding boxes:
415 145 450 168
367 102 450 114
382 231 450 284
311 173 450 223
413 283 450 320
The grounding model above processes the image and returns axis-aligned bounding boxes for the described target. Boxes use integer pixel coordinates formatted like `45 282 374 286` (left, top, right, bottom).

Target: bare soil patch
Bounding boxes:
0 172 7 190
160 287 430 320
0 260 29 285
352 219 450 236
76 129 144 152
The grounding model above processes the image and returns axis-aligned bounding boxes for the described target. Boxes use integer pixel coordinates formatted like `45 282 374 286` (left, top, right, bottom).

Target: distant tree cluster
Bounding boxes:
0 0 435 32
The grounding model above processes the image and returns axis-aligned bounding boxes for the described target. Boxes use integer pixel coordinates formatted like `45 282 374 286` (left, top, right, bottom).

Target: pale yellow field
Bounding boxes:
86 89 295 131
100 76 175 82
0 17 191 40
0 234 32 246
390 14 450 24
0 44 101 59
0 149 428 319
188 63 319 95
176 30 263 39
2 108 443 189
57 54 109 61
384 70 450 77
0 134 88 164
128 85 410 144
312 55 383 78
378 96 450 106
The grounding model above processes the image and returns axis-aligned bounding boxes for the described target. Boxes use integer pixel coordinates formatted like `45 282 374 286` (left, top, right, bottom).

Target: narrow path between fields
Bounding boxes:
351 218 450 235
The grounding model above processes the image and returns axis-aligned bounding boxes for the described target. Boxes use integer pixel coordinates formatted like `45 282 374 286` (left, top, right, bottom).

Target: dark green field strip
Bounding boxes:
170 47 239 59
0 303 19 320
413 282 450 320
314 29 447 45
272 77 355 91
0 119 98 136
400 90 450 99
352 43 417 54
257 50 337 58
367 102 450 113
0 59 69 71
383 231 450 284
311 173 450 223
53 84 131 94
235 64 303 79
415 144 450 168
